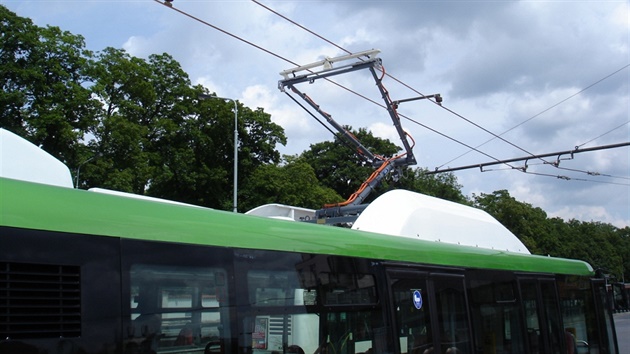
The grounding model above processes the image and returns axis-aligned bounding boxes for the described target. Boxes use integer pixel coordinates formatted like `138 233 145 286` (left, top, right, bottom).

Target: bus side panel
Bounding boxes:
0 227 122 354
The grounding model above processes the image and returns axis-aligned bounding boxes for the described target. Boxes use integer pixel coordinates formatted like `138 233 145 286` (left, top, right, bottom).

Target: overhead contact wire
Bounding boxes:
248 0 527 170
153 0 299 67
251 0 630 178
438 64 630 168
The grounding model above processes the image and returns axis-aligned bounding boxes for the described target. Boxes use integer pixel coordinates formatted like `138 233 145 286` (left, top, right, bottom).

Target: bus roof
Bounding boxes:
1 177 594 276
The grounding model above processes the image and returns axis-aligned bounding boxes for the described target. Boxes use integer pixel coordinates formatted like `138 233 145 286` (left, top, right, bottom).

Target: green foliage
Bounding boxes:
473 190 548 253
397 168 469 204
0 6 98 166
300 127 402 202
0 7 286 210
239 157 343 211
299 127 468 205
473 190 629 280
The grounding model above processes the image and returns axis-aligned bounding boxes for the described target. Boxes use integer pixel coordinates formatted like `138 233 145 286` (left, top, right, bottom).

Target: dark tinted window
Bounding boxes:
468 270 526 354
238 251 387 354
122 239 233 354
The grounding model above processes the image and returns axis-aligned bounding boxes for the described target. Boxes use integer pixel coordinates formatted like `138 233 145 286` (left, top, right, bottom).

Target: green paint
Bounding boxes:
1 177 593 276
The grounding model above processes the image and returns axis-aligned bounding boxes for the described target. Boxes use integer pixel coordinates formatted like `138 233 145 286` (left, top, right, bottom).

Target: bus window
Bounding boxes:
245 268 384 354
433 275 471 354
241 253 387 354
127 265 226 354
467 270 526 354
540 280 563 354
520 280 543 354
320 272 378 305
559 277 617 354
246 269 320 352
592 280 617 353
389 273 433 354
519 278 563 354
320 310 385 354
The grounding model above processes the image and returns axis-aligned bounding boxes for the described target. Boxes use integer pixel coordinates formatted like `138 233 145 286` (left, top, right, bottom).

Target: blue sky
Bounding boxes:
2 0 629 227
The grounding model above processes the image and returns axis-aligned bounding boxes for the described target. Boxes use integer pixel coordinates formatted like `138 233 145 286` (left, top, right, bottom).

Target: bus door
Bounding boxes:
591 278 618 354
388 269 471 354
518 277 564 354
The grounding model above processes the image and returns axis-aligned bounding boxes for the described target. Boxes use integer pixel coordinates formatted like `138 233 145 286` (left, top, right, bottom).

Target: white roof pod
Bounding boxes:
246 203 316 222
0 128 73 188
352 189 530 254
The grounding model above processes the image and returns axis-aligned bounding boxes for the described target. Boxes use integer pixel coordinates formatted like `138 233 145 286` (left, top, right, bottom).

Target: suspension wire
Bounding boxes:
251 0 350 55
239 4 630 214
577 119 630 149
251 0 630 180
525 160 630 181
248 0 520 169
156 0 624 182
155 0 517 169
519 171 630 186
153 0 299 66
438 63 630 168
466 164 629 186
246 0 584 170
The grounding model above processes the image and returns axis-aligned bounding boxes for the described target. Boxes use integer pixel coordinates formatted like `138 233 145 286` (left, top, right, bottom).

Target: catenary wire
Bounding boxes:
248 0 623 175
576 119 630 149
155 0 520 170
249 0 528 163
439 63 630 168
156 0 626 183
249 0 629 180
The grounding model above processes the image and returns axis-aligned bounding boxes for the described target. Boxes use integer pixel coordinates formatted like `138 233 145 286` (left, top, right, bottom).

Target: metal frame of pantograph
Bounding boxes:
278 49 419 225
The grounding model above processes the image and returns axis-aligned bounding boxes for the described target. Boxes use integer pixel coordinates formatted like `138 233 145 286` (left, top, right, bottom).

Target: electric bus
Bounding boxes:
0 129 618 354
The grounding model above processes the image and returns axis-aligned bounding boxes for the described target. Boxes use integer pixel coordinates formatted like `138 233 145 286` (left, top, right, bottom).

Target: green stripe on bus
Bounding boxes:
1 177 593 276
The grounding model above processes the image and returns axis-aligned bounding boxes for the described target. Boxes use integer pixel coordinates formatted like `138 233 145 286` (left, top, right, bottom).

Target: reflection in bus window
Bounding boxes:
468 271 526 354
521 280 543 354
126 265 226 354
558 276 605 354
433 276 470 354
540 280 563 354
246 267 384 354
391 276 433 354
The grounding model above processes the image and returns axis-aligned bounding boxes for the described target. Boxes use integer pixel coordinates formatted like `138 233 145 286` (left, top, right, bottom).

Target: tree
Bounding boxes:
0 5 38 136
83 48 287 210
84 48 179 193
300 127 403 202
564 220 623 279
299 127 469 206
397 168 469 204
472 190 551 253
0 5 99 167
617 227 630 282
239 157 343 212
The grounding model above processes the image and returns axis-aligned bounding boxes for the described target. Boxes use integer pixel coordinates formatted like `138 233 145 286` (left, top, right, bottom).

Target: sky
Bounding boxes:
2 0 629 227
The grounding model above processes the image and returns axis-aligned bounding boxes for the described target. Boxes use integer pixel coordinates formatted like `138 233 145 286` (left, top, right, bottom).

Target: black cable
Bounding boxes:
577 119 630 149
156 0 516 169
153 0 299 66
249 0 630 179
247 0 556 169
158 0 625 183
439 64 630 168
